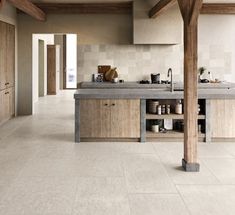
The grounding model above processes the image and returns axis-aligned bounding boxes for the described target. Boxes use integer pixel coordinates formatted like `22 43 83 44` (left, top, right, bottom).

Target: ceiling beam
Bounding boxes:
150 2 235 19
0 0 5 10
149 0 177 18
201 3 235 14
7 0 46 21
26 2 133 15
189 0 203 25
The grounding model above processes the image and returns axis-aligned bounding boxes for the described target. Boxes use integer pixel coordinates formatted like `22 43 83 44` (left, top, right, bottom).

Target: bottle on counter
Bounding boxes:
166 105 171 115
161 105 166 115
175 100 183 114
157 105 162 115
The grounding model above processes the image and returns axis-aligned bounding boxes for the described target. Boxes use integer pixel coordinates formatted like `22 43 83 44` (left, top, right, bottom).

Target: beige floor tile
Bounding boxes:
202 158 235 184
0 177 77 215
122 154 176 193
152 142 184 163
163 161 219 185
198 143 234 158
73 177 130 215
177 185 235 215
129 194 189 215
1 91 235 214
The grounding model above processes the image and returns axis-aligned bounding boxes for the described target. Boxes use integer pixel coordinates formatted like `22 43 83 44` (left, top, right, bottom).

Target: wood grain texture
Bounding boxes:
110 99 140 138
178 0 200 165
190 0 203 25
0 21 15 125
30 2 132 14
0 21 7 91
149 0 177 18
0 87 14 124
201 3 235 14
211 100 235 138
80 99 140 138
8 0 46 21
6 23 15 88
0 0 5 10
47 45 58 95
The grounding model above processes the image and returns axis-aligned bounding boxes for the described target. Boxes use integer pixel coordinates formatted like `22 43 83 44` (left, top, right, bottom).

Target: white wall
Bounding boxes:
199 15 235 82
32 34 54 112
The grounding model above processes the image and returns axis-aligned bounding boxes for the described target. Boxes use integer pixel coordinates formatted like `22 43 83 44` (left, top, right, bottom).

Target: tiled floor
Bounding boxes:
0 90 235 215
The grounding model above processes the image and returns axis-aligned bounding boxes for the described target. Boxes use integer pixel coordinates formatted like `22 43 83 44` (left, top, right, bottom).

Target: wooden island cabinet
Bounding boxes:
79 99 140 140
75 86 235 143
211 99 235 140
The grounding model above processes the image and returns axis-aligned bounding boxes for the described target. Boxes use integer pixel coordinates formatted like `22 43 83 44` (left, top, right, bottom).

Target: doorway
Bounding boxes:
38 40 45 97
63 34 77 89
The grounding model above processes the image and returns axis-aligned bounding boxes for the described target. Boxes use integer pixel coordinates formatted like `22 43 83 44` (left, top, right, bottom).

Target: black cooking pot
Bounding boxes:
151 73 160 84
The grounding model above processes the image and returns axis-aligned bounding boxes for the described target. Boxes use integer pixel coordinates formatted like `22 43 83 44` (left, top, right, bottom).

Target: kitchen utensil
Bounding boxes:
112 77 119 83
105 67 118 82
151 125 159 133
98 65 111 81
148 100 159 114
92 73 103 82
151 73 160 84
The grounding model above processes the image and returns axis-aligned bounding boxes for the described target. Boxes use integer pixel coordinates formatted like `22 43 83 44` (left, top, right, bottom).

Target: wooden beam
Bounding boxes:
28 2 133 15
0 0 5 9
7 0 46 21
149 0 177 18
201 3 235 14
178 0 200 172
190 0 203 25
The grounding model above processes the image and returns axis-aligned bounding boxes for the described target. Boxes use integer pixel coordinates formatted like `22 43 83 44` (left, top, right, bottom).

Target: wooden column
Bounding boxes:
178 0 202 172
0 0 5 9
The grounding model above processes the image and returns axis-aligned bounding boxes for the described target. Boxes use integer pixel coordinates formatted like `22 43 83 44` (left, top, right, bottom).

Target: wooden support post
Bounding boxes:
0 0 5 9
178 0 202 172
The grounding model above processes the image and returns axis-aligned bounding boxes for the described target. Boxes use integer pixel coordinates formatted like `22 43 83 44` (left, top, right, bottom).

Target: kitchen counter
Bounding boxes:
74 88 235 99
79 81 235 90
74 82 235 143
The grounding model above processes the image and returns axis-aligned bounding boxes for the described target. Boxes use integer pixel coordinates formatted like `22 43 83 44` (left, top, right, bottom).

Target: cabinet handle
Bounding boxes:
5 83 9 85
5 92 9 95
104 104 108 106
111 104 115 106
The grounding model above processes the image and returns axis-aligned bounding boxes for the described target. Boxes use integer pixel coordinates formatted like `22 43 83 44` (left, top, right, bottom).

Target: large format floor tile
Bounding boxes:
0 91 235 214
0 177 77 215
202 158 235 184
177 185 235 215
72 177 130 215
129 194 189 215
122 154 177 193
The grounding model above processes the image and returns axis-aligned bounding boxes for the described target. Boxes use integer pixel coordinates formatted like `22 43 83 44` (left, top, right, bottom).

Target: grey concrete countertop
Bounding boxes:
79 81 235 90
74 88 235 99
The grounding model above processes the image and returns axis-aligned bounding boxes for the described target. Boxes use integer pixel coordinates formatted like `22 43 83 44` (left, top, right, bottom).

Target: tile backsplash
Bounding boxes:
77 44 234 83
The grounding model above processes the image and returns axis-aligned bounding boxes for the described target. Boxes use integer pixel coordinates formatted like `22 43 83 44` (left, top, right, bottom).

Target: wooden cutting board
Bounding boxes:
98 65 111 81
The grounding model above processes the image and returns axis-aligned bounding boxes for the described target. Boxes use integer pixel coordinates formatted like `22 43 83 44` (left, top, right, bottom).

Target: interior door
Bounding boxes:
38 40 45 97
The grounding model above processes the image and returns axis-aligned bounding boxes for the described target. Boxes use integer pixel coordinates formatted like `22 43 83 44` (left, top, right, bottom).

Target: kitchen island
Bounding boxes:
74 82 235 143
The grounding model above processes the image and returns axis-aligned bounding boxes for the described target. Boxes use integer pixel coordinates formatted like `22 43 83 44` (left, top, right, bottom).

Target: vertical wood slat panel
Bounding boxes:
211 100 235 138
